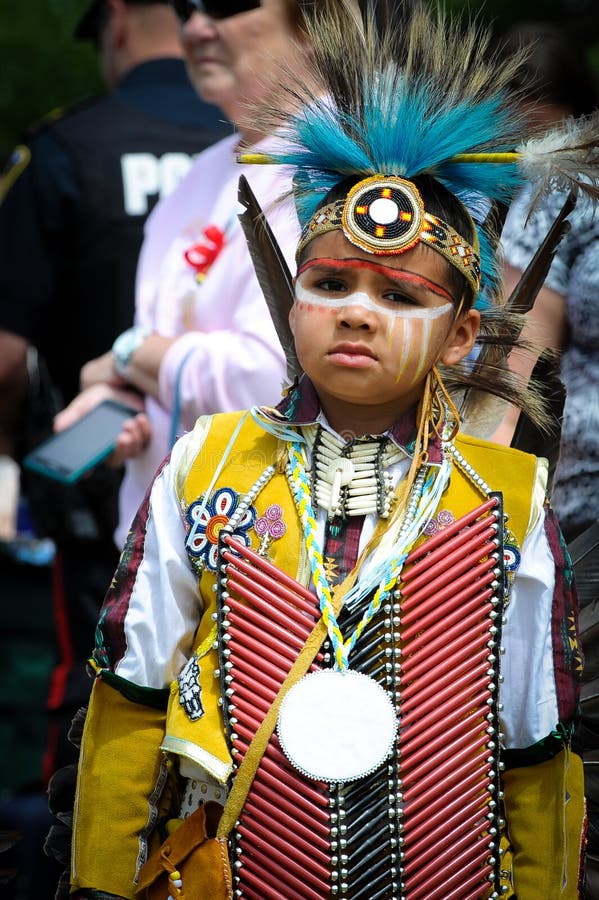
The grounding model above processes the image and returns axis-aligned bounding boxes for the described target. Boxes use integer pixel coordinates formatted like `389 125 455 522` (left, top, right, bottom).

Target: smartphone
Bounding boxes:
23 399 141 484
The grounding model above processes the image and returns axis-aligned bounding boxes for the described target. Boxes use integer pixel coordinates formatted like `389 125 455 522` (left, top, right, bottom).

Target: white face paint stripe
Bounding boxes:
395 320 414 381
413 318 434 383
295 282 453 320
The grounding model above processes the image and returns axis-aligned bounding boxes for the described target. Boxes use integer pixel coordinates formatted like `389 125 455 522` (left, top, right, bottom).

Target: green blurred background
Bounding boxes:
1 0 598 164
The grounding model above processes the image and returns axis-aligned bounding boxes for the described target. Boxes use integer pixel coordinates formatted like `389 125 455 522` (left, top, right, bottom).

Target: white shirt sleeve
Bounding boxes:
108 432 203 690
499 505 560 749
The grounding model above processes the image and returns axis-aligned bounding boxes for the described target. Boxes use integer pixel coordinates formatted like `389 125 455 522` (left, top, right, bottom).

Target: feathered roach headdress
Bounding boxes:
238 0 599 429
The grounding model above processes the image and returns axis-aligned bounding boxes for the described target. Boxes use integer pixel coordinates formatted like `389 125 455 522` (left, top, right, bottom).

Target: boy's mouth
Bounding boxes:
328 342 377 366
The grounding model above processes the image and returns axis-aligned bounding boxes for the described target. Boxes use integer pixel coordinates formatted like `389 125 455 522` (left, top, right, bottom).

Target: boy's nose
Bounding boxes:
338 302 376 330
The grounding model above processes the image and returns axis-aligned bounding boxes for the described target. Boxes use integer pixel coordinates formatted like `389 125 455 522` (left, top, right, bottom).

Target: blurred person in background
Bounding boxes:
0 1 229 897
45 0 324 890
54 0 323 551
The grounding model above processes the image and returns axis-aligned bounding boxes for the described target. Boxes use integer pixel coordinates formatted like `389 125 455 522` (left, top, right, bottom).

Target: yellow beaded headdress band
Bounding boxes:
296 174 481 298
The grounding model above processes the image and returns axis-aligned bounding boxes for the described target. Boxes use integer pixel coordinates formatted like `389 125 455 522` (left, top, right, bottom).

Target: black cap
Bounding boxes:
74 0 169 41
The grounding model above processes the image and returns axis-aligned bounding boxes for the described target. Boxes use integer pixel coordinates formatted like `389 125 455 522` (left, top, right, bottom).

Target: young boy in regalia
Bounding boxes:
66 4 598 898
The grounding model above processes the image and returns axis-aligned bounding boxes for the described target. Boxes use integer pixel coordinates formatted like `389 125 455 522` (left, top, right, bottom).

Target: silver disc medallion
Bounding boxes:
277 668 397 783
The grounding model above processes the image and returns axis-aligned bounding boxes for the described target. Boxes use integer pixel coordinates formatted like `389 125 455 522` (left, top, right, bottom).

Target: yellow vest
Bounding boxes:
162 411 544 781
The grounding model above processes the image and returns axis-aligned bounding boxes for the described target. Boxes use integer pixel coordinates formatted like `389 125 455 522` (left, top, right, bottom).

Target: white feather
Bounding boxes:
517 112 599 208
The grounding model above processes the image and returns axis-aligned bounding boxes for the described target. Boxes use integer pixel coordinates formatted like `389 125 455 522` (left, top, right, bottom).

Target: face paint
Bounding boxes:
392 317 442 383
295 280 453 321
289 233 466 424
294 280 452 387
297 256 457 304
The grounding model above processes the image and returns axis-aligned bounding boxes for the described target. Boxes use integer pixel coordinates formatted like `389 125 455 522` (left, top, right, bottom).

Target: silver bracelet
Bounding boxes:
111 326 149 377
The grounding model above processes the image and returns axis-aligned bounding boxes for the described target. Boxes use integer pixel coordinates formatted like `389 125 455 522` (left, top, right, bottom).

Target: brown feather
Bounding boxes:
505 192 576 314
459 192 577 434
237 175 301 383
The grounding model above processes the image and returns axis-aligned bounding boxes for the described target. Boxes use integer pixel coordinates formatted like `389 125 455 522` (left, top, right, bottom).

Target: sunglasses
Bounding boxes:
171 0 260 23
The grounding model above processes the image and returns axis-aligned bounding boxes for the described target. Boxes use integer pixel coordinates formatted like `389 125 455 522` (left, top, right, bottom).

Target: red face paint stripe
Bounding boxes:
296 256 455 303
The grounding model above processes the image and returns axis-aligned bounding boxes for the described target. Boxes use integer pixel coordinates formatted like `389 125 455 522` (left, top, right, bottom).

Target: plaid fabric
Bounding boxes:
323 515 365 586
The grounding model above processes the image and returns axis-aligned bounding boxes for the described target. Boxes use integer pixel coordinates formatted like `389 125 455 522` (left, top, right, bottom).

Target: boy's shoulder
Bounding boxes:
177 409 261 459
455 429 545 490
454 431 548 538
206 408 287 441
455 431 538 463
173 409 287 499
173 409 292 509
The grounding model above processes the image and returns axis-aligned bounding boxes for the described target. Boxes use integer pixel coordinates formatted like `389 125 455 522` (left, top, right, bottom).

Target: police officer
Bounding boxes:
0 3 230 896
0 0 230 412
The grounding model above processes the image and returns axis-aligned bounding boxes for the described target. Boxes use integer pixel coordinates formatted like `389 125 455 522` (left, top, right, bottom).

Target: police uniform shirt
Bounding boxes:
0 57 231 406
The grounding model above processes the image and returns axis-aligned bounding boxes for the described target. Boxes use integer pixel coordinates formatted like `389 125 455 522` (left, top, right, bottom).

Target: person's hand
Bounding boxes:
54 383 141 431
112 409 152 464
80 350 125 390
53 383 152 466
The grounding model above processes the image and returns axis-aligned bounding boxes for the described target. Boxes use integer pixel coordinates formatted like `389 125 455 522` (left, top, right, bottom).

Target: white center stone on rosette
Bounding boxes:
369 196 400 225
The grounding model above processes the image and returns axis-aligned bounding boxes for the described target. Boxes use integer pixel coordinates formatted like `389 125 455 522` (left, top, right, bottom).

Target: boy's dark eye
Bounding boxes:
383 291 418 306
316 278 346 294
316 278 346 292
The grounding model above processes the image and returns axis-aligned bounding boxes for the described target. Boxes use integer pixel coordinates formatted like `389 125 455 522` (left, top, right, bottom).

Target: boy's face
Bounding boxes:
290 230 479 428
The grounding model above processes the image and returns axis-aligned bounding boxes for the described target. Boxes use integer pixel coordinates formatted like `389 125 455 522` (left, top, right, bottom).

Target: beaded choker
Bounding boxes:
311 426 405 523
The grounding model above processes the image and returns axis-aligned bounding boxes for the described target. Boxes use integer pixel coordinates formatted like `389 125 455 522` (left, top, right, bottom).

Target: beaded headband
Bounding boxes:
295 175 481 298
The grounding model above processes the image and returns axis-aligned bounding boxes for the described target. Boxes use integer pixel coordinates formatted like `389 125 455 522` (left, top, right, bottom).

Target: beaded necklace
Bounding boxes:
311 425 404 524
286 436 451 671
